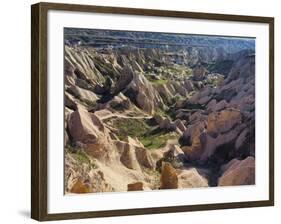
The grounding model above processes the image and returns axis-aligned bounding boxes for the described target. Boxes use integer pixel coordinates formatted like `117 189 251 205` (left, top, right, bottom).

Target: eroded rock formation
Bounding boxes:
64 29 255 193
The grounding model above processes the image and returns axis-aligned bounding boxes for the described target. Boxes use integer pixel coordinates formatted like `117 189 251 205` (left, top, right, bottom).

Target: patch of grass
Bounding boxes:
150 79 168 85
65 145 98 169
113 118 151 141
140 132 179 150
145 64 192 85
75 151 99 169
76 150 91 164
164 64 192 77
145 74 168 85
112 118 179 149
209 76 224 87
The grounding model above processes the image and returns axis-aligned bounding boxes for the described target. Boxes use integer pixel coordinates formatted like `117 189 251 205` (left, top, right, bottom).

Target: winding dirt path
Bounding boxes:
95 109 152 120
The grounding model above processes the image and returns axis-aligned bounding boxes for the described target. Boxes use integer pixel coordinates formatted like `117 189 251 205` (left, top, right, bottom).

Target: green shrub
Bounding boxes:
113 118 151 141
140 132 179 150
66 145 98 169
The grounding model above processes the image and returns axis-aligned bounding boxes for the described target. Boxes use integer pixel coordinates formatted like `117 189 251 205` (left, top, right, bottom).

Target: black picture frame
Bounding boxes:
31 2 274 221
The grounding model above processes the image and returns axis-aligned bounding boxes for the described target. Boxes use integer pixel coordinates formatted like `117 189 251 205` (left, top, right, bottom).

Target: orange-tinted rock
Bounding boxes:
160 163 178 189
70 179 92 193
127 182 144 191
85 143 108 160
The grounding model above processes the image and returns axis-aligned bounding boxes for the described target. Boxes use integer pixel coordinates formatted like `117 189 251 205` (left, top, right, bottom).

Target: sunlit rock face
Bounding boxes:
218 156 255 186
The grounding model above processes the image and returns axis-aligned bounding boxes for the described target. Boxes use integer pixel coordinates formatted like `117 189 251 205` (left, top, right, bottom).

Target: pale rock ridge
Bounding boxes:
178 168 209 188
127 70 164 114
218 156 255 186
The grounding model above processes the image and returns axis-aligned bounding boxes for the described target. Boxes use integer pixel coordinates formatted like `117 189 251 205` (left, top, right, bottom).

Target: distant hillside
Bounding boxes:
64 28 255 55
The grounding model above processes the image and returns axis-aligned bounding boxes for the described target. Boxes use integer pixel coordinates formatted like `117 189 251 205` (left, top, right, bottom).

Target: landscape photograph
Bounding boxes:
64 28 255 194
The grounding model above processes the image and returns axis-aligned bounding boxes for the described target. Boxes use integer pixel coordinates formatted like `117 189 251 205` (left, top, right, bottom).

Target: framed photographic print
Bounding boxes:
31 2 274 221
